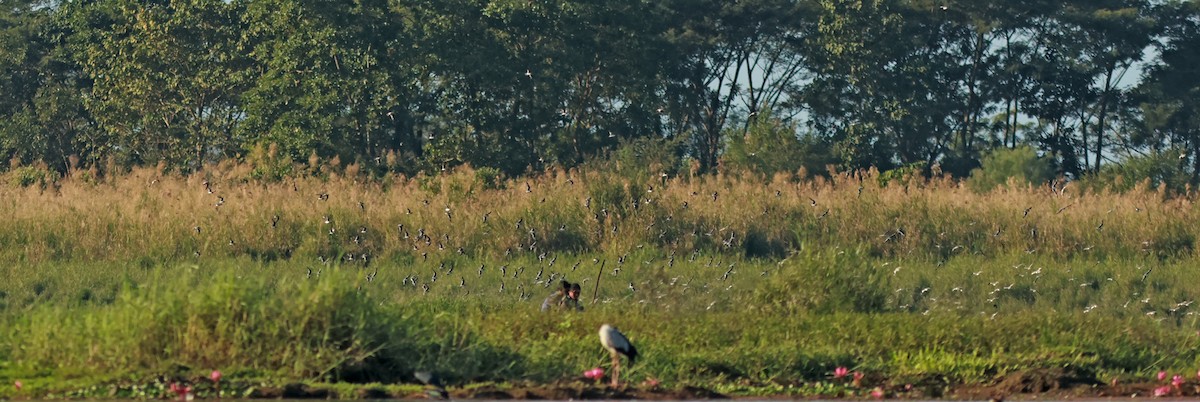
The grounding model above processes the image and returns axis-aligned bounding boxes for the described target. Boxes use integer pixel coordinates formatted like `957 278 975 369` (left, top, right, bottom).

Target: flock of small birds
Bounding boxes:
186 177 788 312
185 176 1189 318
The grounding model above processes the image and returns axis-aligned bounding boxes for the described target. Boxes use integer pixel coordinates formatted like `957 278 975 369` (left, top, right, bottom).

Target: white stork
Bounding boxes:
598 324 638 387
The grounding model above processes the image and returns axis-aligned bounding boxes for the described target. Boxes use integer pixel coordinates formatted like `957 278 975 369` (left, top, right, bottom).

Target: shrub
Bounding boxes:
245 142 294 182
878 162 927 187
1078 150 1193 195
724 109 835 178
9 164 58 188
967 146 1054 192
474 166 505 190
753 247 890 314
586 136 684 182
8 265 397 381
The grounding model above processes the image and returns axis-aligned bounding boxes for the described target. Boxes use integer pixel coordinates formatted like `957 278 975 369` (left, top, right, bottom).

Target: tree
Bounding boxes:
239 0 417 169
1132 0 1200 184
661 0 809 174
1061 0 1156 172
60 0 251 169
967 145 1054 192
0 0 98 171
804 0 968 172
724 108 832 178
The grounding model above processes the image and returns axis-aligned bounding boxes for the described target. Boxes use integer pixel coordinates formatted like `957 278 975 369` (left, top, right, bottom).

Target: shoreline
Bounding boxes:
10 371 1199 401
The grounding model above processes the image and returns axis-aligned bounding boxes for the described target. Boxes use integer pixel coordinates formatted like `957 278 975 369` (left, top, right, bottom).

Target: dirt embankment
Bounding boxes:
249 381 723 400
244 369 1200 400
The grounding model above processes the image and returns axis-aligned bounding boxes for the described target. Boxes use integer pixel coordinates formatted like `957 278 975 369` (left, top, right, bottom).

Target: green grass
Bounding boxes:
3 250 1200 398
0 166 1199 398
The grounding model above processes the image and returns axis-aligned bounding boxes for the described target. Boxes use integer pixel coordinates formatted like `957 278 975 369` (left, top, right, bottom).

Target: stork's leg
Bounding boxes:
611 353 620 387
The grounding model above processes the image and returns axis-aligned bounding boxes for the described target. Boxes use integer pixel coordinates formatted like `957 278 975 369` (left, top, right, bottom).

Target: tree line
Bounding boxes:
1 0 1198 184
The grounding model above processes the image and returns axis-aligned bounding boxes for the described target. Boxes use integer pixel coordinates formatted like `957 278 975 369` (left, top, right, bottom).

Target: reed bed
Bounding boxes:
0 164 1198 397
0 164 1194 265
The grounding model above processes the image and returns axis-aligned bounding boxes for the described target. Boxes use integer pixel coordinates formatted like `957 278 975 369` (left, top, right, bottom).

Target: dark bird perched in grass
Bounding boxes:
599 324 638 387
414 371 448 400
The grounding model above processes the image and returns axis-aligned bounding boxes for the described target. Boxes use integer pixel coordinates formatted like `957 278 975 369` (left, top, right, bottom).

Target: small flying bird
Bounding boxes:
598 324 639 387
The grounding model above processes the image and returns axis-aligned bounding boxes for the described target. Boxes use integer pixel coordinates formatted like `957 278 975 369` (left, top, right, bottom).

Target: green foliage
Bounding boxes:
7 264 396 380
725 110 834 179
0 0 1192 186
8 163 57 188
878 162 927 187
967 146 1055 192
245 143 294 182
588 136 684 182
753 247 890 314
586 177 632 218
63 0 250 168
5 251 1200 396
473 166 505 190
1079 150 1193 194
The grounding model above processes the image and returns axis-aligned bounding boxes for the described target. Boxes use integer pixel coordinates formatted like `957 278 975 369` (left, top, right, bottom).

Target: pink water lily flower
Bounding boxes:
169 382 193 401
1154 385 1171 397
1173 374 1184 389
870 387 885 399
584 367 605 380
14 381 22 391
1158 371 1168 381
833 366 849 379
210 370 222 383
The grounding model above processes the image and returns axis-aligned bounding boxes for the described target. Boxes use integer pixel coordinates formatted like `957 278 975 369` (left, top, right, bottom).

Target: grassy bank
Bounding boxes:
1 166 1199 398
4 251 1200 398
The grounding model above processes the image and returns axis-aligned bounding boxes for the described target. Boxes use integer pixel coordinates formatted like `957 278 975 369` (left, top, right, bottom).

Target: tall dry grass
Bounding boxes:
0 163 1194 265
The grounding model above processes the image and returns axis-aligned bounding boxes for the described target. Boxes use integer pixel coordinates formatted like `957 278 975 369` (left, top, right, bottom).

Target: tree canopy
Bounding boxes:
1 0 1197 185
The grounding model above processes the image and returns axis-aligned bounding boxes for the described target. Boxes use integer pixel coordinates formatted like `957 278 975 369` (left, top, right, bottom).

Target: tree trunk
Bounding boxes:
1191 136 1200 186
1094 66 1116 173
